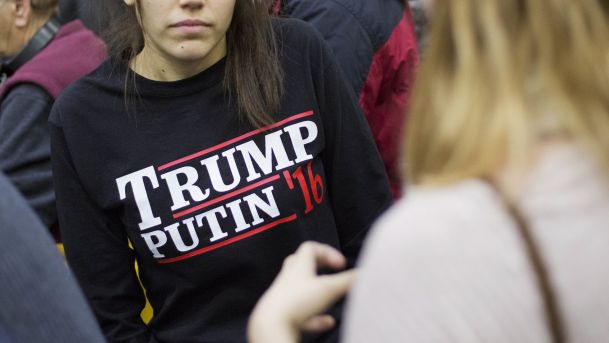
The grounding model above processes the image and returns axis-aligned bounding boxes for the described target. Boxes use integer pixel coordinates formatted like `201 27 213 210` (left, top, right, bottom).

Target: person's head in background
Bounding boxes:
404 0 609 193
0 0 58 58
99 0 282 128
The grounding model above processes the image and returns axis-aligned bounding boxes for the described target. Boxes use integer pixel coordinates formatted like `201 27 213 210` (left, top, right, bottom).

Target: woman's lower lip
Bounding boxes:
172 25 209 34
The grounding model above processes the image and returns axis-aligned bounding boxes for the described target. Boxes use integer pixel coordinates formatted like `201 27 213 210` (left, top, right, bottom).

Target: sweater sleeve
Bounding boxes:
0 84 56 227
317 41 393 267
49 115 153 343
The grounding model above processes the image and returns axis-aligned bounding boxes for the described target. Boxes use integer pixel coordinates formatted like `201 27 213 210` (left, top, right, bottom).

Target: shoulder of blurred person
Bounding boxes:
343 177 550 342
343 142 609 342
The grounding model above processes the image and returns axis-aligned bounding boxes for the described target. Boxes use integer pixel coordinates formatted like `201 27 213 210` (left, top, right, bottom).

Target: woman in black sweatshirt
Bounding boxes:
49 0 391 342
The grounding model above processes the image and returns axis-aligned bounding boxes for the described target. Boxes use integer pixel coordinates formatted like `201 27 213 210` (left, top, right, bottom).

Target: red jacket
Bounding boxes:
276 0 419 198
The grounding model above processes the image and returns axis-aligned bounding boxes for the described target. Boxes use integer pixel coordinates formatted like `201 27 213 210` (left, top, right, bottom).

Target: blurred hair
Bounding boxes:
404 0 609 185
99 0 283 127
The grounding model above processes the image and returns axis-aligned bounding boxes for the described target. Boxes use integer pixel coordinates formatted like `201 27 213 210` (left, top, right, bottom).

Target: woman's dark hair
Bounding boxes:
100 0 283 128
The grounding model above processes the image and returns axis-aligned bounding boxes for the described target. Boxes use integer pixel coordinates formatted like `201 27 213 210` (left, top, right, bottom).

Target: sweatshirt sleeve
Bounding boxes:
316 39 393 267
49 113 153 343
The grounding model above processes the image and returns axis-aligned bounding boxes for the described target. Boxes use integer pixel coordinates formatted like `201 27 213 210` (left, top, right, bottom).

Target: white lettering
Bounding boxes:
164 217 200 252
242 186 280 226
141 230 167 258
195 207 229 243
116 166 162 231
201 148 242 192
160 166 210 211
283 121 318 163
225 199 251 233
236 130 295 182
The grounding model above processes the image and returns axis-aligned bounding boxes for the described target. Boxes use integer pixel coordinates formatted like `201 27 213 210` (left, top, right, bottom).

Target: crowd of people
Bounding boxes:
1 0 608 342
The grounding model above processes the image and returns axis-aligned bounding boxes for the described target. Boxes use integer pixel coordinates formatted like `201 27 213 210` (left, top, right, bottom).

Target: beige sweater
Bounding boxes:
343 145 609 342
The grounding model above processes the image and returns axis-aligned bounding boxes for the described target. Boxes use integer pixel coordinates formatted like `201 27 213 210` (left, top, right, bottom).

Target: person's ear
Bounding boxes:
13 0 32 28
123 0 136 6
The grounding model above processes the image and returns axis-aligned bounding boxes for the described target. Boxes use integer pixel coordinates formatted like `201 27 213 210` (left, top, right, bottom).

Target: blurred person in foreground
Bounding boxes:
250 0 609 342
0 0 105 236
0 171 105 343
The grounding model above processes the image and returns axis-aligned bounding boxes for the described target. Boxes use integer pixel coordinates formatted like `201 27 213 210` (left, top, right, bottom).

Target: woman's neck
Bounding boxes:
131 43 226 82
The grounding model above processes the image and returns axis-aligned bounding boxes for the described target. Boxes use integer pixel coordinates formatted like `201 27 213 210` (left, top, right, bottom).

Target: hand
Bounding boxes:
248 242 356 343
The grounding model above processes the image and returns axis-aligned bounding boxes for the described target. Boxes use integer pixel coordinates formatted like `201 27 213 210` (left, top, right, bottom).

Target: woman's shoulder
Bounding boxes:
50 59 122 125
345 180 548 342
358 179 519 270
372 180 507 243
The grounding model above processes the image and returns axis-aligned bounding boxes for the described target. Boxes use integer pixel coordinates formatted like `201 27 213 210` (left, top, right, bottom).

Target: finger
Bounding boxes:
292 270 357 325
312 244 347 270
315 270 357 305
301 315 335 333
292 241 347 271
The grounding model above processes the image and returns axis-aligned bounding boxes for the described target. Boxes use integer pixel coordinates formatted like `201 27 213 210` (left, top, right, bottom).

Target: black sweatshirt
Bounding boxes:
50 18 391 343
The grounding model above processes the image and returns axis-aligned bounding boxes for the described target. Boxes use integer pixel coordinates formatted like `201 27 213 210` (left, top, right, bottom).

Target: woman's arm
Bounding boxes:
50 119 152 343
316 41 393 266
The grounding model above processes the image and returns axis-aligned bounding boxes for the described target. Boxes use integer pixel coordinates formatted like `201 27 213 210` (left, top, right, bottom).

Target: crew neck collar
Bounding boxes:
123 57 226 98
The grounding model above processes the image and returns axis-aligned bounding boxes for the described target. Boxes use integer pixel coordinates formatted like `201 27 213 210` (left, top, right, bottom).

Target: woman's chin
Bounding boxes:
168 44 225 66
